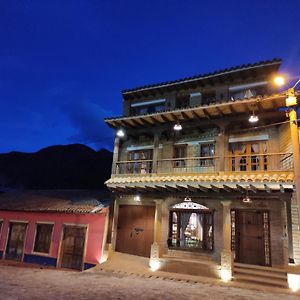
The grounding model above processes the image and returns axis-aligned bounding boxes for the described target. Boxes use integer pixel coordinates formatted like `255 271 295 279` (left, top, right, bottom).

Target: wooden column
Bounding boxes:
111 136 120 175
217 124 228 172
220 200 233 281
286 197 295 263
152 132 160 173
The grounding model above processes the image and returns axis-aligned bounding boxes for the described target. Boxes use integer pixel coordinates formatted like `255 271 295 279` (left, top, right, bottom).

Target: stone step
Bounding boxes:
234 263 286 274
166 249 212 260
234 267 287 280
234 274 288 288
162 255 214 265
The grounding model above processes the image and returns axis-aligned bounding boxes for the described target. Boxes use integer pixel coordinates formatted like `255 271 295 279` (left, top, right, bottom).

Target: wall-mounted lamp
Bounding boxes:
134 194 141 202
116 129 125 137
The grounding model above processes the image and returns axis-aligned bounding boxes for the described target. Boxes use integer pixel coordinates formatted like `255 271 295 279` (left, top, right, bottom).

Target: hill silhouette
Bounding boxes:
0 144 112 190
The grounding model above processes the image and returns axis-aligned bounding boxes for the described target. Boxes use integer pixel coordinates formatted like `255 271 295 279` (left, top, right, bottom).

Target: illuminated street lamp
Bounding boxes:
274 75 300 240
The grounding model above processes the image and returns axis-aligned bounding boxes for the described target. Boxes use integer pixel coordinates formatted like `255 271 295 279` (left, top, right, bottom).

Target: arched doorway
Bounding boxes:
168 201 213 251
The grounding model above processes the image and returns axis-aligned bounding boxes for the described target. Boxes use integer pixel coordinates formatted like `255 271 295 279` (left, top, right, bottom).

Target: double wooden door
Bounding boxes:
116 205 155 257
5 222 27 261
234 210 270 266
60 226 86 270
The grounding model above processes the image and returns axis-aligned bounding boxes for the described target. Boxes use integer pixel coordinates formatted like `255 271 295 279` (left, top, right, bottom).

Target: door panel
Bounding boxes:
236 210 267 266
116 205 155 257
61 226 86 270
6 223 27 261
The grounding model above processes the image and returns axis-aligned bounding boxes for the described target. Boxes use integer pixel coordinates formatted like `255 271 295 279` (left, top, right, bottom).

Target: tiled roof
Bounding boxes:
121 58 281 94
106 172 294 185
0 190 111 214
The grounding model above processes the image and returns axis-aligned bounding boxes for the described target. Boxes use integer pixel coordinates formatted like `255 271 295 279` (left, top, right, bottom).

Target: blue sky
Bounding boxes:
0 0 300 153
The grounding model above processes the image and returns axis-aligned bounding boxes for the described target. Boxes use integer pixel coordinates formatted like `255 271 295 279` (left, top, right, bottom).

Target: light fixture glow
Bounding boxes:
288 273 300 292
274 75 285 87
220 268 232 282
173 122 182 131
249 114 259 123
242 196 252 203
134 194 141 202
286 95 297 107
149 259 160 272
116 129 125 137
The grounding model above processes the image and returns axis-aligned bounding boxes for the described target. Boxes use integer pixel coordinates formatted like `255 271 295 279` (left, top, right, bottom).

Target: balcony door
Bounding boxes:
229 141 267 172
127 149 153 174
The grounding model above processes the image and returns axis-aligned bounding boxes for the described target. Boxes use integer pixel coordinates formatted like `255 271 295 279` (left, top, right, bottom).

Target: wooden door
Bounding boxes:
5 222 27 261
116 205 155 257
235 210 268 266
61 226 86 270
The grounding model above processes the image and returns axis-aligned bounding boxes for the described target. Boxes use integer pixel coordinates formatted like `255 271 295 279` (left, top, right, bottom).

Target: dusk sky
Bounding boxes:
1 0 300 153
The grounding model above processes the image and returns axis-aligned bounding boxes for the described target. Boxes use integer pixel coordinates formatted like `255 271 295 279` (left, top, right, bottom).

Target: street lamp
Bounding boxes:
274 75 300 247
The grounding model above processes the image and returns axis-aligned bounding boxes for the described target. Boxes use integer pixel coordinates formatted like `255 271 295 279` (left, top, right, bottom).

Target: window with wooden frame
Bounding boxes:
229 141 267 172
199 143 215 166
33 223 54 254
127 149 153 174
173 144 187 168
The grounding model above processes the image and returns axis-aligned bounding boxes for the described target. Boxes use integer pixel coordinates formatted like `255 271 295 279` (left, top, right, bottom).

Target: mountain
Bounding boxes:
0 144 113 190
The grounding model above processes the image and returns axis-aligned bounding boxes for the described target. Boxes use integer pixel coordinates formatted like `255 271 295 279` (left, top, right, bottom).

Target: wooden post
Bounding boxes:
286 197 295 263
289 109 300 230
152 132 160 173
111 136 120 175
220 200 233 281
217 123 228 172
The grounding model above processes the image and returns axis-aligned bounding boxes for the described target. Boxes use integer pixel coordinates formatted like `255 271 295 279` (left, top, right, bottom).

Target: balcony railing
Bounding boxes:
114 152 293 175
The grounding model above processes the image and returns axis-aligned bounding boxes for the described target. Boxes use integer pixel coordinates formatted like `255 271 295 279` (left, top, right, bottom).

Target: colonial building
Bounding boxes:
104 59 300 288
0 190 110 270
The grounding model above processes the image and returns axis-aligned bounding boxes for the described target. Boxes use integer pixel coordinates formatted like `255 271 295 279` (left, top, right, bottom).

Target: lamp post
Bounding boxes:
275 76 300 237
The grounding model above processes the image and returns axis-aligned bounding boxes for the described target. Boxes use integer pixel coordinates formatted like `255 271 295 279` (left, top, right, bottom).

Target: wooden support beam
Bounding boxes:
134 186 146 192
187 185 198 193
211 184 220 193
176 185 187 192
236 184 245 192
223 184 235 193
198 184 209 192
140 117 154 126
120 119 133 128
202 109 211 119
150 116 163 123
264 184 271 193
145 185 157 192
160 114 171 122
215 107 224 118
181 111 190 120
191 110 202 120
155 185 167 192
249 184 257 193
165 185 178 192
279 184 285 193
257 102 264 113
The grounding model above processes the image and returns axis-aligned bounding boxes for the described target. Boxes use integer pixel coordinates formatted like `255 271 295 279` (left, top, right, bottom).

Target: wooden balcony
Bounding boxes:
114 152 293 176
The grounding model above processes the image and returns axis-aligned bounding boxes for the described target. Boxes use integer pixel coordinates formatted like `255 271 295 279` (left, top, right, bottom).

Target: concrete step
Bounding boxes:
234 274 288 288
166 249 212 260
162 255 214 265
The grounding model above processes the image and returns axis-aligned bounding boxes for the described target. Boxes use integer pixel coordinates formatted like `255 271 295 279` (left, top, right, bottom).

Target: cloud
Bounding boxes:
63 100 115 151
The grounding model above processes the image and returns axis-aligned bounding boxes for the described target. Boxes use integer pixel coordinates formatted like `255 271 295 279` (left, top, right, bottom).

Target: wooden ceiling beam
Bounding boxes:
165 185 178 192
181 111 190 120
215 107 224 118
160 114 171 122
141 118 154 126
154 185 167 192
176 185 187 192
191 110 202 120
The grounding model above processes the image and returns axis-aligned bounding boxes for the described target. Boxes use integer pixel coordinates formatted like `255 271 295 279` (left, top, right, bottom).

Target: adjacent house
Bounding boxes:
0 190 110 270
104 58 300 287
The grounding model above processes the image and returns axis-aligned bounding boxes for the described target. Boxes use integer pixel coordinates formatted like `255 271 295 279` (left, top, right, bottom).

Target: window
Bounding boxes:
127 149 153 174
130 99 166 115
173 145 187 168
200 143 215 166
168 203 213 251
33 224 53 254
229 141 267 171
